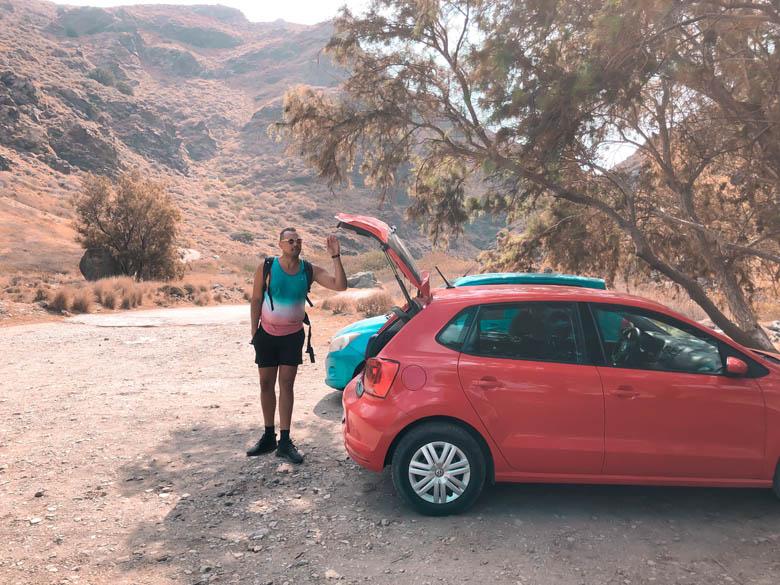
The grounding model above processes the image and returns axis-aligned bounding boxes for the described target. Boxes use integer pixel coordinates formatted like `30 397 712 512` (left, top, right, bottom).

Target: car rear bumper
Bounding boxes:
342 377 410 472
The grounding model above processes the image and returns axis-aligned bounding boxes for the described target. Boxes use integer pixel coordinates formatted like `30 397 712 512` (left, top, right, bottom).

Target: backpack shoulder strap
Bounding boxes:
302 259 314 290
262 257 275 310
303 312 315 363
302 259 314 307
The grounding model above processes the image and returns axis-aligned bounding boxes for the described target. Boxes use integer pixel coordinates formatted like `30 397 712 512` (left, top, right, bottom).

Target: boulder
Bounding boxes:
0 71 40 107
79 248 122 281
57 7 116 37
146 47 202 77
48 123 121 174
347 271 379 289
183 120 217 160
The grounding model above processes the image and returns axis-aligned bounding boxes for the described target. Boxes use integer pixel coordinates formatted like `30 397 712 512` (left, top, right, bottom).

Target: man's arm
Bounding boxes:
250 264 264 336
312 234 347 291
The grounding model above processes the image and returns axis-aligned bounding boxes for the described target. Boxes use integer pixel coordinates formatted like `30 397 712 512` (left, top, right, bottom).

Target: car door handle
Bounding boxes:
611 385 639 399
473 376 504 390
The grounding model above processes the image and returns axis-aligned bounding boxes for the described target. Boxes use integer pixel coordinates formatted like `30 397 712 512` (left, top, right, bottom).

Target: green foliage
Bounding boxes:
72 172 184 281
88 68 115 87
116 81 134 96
277 0 780 349
230 231 255 244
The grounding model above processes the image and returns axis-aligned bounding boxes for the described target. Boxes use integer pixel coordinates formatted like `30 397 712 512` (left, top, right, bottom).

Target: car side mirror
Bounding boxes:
726 356 748 376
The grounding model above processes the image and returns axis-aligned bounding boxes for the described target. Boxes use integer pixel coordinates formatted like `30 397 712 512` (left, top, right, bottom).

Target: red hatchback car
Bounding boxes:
337 214 780 516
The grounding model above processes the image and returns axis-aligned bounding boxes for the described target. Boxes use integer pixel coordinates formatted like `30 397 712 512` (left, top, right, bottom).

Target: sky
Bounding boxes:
51 0 369 26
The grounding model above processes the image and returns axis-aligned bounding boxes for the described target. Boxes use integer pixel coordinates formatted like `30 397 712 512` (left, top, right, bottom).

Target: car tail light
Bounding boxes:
363 358 400 398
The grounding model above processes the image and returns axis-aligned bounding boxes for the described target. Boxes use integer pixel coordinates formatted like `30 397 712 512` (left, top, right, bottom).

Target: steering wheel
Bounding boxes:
612 326 641 365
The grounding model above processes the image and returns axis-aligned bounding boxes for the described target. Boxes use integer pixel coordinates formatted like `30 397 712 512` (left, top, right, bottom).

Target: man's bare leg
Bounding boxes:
258 366 278 427
246 366 279 456
277 365 298 430
276 364 303 463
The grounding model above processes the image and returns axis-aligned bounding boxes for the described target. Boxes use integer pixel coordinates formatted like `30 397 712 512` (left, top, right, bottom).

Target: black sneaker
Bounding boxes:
246 432 277 456
276 439 304 464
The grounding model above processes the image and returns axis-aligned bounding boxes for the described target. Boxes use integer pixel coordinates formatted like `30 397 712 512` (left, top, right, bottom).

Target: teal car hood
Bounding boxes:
333 314 390 338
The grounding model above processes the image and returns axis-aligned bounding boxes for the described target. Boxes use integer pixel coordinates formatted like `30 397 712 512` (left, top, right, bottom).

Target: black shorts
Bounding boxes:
252 325 304 367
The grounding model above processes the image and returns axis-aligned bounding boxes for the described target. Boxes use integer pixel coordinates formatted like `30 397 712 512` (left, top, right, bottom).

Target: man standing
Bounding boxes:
247 227 347 463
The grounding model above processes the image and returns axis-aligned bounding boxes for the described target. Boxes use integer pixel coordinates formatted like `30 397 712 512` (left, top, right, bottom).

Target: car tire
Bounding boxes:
391 422 486 516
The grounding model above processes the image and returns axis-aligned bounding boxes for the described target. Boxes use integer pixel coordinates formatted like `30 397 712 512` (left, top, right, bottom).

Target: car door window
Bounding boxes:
591 305 723 374
464 302 582 363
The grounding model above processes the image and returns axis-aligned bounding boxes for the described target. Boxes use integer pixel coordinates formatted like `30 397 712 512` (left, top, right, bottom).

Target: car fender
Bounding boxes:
386 381 512 477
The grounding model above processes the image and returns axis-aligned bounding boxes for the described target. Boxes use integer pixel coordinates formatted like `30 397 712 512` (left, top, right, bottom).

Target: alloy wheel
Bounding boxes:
407 441 471 504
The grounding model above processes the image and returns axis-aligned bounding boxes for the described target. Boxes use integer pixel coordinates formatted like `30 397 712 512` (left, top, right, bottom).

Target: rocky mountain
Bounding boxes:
0 0 495 275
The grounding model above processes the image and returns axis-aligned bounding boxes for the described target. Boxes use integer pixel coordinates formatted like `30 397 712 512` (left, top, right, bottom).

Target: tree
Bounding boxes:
277 0 780 350
73 171 184 281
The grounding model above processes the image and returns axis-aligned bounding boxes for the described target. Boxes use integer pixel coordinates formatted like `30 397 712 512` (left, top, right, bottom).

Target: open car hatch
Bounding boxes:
335 213 431 303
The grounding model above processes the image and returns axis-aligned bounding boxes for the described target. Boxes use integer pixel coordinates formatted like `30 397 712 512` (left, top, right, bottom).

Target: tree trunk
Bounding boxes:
716 266 776 351
632 237 776 351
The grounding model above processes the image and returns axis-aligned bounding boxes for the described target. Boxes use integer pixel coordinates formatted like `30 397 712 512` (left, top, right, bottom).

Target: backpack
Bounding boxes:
262 257 315 363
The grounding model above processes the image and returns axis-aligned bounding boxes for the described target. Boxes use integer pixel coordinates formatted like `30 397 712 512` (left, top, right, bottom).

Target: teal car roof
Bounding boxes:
451 272 606 289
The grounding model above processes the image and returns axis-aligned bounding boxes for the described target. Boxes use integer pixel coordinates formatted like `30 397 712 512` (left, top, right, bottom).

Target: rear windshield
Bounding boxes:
387 230 421 285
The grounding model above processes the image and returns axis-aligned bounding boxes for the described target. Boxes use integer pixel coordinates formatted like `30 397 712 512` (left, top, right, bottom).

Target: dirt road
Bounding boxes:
1 305 779 585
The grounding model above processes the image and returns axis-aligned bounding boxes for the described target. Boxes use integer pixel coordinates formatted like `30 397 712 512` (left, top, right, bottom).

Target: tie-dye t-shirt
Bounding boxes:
260 257 308 336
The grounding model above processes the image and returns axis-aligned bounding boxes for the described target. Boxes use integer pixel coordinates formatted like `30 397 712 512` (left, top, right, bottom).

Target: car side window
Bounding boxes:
436 307 476 351
591 305 723 374
464 302 581 363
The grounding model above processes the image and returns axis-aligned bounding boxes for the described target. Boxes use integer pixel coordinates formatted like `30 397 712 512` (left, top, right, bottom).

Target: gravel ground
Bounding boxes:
1 305 779 585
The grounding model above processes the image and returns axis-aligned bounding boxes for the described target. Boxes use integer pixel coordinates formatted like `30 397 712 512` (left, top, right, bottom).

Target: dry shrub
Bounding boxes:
33 288 50 302
355 291 394 317
112 276 136 297
320 297 351 314
194 293 210 306
50 287 73 312
71 288 93 313
111 276 144 308
213 293 223 303
102 290 117 309
616 283 708 322
93 279 113 305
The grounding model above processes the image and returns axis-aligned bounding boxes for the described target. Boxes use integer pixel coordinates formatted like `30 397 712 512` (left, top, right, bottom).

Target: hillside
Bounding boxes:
0 0 493 276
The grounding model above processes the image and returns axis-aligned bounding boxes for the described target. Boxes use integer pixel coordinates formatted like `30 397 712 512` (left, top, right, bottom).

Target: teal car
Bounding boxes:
324 272 606 390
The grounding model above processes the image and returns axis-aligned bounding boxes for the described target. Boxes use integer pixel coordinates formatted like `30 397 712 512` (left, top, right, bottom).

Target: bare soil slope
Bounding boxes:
0 0 490 275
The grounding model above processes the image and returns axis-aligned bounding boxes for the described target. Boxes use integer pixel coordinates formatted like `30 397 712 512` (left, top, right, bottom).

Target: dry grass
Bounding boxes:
49 287 73 312
101 289 117 309
613 281 710 322
355 291 394 317
70 288 94 313
33 287 49 302
320 297 351 314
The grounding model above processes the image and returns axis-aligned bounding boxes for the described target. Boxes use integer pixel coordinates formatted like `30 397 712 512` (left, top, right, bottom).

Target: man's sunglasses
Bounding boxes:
282 238 303 245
